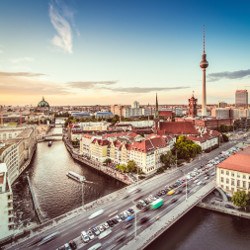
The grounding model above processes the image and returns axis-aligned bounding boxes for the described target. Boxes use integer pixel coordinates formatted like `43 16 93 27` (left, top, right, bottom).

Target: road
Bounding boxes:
6 139 244 250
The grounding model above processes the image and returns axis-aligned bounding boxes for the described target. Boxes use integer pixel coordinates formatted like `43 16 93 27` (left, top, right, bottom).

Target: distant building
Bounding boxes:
37 97 50 112
235 90 248 108
95 111 113 119
217 146 250 196
71 112 90 118
0 163 14 239
218 102 227 108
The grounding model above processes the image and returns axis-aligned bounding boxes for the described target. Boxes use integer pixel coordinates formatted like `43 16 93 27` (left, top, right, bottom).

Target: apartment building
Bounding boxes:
0 163 14 239
216 146 250 196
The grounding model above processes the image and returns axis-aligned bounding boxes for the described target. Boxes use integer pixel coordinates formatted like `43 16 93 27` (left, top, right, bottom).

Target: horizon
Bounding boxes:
1 0 250 106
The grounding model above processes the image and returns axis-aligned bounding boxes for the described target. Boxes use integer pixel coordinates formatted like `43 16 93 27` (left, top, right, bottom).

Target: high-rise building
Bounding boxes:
235 90 248 108
200 28 209 117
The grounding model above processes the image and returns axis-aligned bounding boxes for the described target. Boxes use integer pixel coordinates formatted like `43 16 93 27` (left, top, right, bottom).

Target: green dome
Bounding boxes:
37 97 50 108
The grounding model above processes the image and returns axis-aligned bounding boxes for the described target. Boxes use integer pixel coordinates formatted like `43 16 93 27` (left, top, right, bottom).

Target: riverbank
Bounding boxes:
63 136 133 185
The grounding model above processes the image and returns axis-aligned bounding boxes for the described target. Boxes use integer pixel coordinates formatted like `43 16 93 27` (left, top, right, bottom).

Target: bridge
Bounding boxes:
3 140 242 250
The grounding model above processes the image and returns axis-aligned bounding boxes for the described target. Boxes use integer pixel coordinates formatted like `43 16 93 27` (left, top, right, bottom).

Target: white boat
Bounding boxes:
66 171 86 183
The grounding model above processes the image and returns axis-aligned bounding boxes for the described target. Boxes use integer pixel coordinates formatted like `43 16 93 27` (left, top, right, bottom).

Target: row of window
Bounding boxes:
220 177 250 189
221 169 250 179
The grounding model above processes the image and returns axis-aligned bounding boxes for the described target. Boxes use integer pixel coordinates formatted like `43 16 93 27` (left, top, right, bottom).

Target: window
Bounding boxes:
237 173 240 178
231 172 234 177
226 171 229 175
221 170 224 174
226 178 229 184
237 180 240 187
243 181 246 188
220 177 224 182
243 175 246 179
231 179 235 186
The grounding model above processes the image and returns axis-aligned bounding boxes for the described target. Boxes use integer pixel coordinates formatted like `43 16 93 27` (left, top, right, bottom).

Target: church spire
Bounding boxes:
155 93 159 119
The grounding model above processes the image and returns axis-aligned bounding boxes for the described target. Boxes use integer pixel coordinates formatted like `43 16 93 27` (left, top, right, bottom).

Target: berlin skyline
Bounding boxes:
1 0 250 106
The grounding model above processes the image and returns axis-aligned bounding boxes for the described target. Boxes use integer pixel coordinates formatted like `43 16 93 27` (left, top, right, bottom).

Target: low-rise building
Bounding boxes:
216 146 250 196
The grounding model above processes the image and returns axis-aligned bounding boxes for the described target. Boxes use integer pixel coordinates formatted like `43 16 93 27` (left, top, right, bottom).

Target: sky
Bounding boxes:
0 0 250 106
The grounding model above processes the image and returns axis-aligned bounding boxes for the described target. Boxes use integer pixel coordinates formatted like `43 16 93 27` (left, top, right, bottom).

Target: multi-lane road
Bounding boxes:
7 138 245 250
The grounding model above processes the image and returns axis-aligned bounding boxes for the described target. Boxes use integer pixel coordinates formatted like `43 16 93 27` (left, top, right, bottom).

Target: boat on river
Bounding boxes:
66 171 86 183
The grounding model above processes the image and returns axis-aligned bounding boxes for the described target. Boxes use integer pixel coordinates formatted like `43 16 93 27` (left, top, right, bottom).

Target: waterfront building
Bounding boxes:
0 127 37 185
0 163 14 239
235 90 248 108
216 146 250 196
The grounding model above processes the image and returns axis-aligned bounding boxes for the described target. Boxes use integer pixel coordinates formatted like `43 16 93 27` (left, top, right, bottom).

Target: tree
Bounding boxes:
173 135 201 161
221 133 229 142
232 190 249 210
160 151 177 169
115 164 127 173
127 160 137 172
103 158 112 165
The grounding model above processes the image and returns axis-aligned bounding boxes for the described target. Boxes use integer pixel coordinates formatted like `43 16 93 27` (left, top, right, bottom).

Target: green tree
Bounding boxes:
221 133 229 142
160 151 177 169
115 164 127 173
103 158 112 165
127 160 137 172
173 135 201 161
232 190 249 210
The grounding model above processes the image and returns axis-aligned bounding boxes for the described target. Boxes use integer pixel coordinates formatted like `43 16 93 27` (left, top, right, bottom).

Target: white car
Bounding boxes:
81 231 90 243
197 181 202 185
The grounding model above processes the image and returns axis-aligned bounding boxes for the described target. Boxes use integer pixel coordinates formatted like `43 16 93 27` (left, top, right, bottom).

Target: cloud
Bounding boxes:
10 57 34 64
68 81 117 89
49 0 74 53
104 86 190 93
208 69 250 82
0 71 69 95
0 71 44 77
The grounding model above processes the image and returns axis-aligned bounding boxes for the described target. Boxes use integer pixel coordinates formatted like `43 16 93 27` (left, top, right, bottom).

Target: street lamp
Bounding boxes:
81 180 85 207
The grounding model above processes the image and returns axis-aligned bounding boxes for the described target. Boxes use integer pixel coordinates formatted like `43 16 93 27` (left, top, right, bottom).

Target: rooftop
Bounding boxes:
217 147 250 174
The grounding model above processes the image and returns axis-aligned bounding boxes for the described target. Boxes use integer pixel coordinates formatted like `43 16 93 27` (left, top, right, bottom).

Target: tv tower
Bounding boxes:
200 26 209 117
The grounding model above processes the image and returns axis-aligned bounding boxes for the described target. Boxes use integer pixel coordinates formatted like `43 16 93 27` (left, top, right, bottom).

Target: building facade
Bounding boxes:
235 90 248 108
0 163 14 239
216 146 250 196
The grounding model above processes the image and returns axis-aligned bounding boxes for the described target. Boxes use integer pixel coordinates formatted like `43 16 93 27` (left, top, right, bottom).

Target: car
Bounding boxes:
98 225 105 232
69 240 77 250
170 198 178 203
112 218 119 224
37 232 60 246
142 205 150 212
123 222 133 229
196 181 202 185
103 222 109 229
115 233 126 243
91 227 100 236
175 189 182 195
87 230 95 240
140 216 149 224
64 243 72 250
125 215 135 222
115 215 122 222
107 220 114 227
81 231 90 243
128 208 134 214
193 179 199 184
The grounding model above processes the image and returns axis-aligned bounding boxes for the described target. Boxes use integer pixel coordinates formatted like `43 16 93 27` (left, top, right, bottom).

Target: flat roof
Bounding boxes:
218 146 250 174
